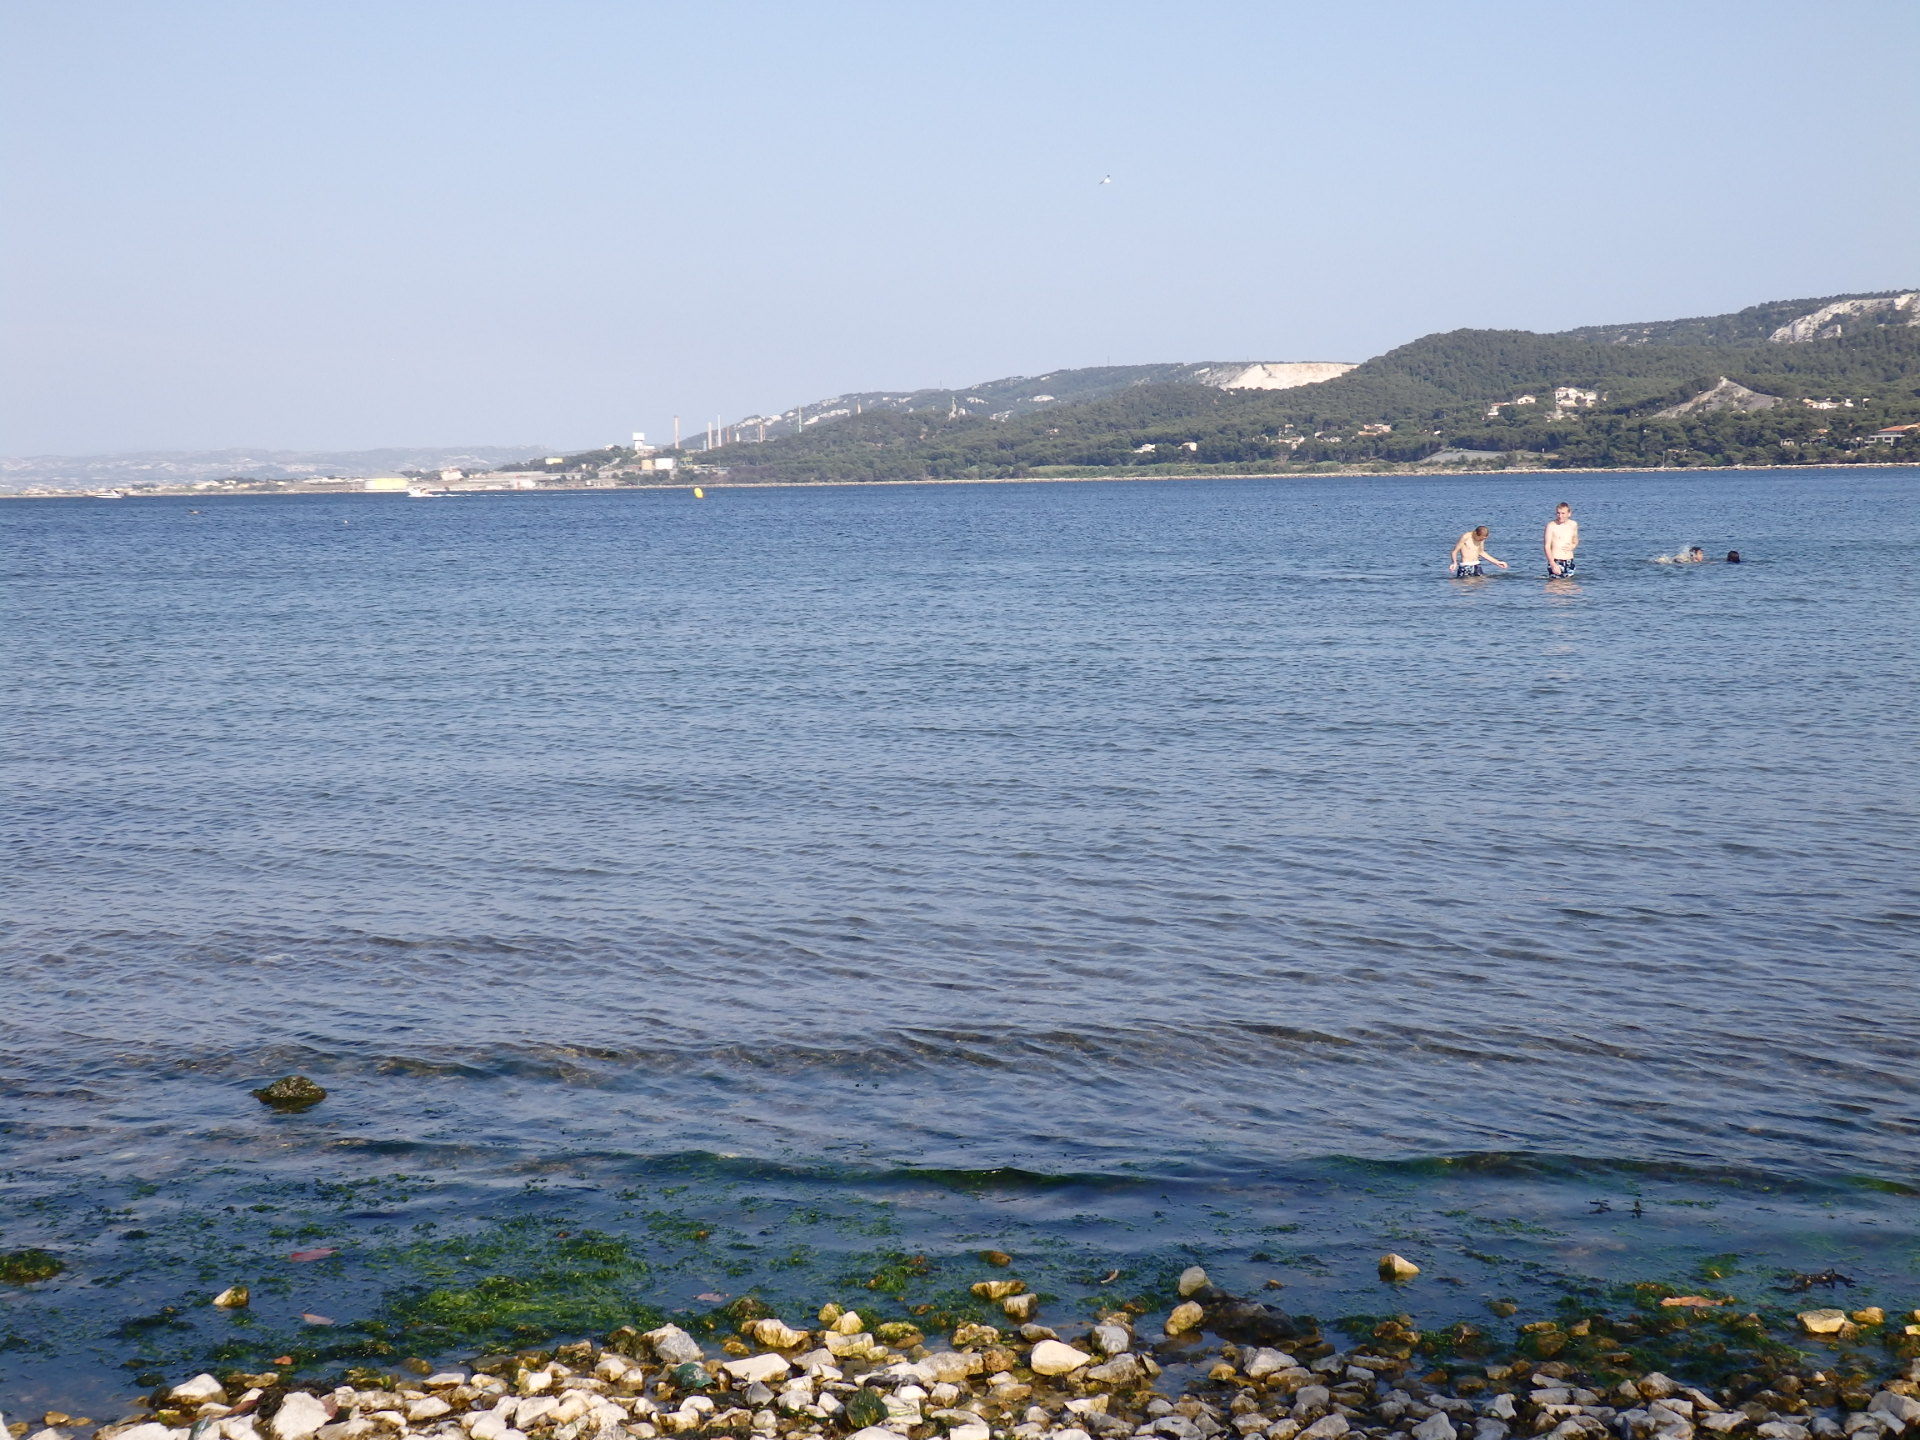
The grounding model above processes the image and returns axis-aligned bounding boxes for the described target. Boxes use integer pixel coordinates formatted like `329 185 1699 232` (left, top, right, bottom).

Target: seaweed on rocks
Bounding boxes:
0 1248 66 1284
250 1076 328 1112
1179 1279 1317 1346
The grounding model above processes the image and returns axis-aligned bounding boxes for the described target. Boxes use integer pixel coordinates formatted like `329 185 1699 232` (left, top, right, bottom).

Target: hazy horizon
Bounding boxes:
4 0 1916 455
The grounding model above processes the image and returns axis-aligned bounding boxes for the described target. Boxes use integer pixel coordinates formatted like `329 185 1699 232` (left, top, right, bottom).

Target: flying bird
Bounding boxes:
1099 175 1112 184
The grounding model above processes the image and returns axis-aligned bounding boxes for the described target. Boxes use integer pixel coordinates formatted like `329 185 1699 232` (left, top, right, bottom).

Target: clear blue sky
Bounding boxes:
4 0 1915 455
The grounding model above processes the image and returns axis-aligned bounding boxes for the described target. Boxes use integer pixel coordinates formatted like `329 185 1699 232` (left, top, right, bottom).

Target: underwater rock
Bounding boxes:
251 1076 328 1111
1181 1281 1312 1344
1798 1309 1848 1334
0 1248 64 1284
212 1285 249 1309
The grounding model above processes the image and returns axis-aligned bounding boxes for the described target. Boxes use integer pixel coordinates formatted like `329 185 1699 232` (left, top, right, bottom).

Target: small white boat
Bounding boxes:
96 488 127 499
407 485 452 498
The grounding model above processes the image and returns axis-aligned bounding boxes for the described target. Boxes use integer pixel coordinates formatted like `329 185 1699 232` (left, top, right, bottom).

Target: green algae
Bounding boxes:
0 1248 66 1284
8 1150 1920 1406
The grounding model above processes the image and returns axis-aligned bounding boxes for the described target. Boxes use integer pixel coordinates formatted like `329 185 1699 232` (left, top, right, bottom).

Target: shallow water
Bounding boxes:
3 469 1917 1406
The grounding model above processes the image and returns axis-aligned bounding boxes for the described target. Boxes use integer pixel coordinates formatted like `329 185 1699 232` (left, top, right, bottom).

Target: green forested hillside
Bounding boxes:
685 323 1920 479
523 293 1920 482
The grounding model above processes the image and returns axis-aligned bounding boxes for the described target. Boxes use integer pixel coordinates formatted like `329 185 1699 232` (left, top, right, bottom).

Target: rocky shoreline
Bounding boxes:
9 1267 1919 1440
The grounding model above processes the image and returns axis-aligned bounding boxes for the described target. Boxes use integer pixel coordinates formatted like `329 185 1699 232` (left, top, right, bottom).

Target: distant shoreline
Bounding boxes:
3 457 1914 500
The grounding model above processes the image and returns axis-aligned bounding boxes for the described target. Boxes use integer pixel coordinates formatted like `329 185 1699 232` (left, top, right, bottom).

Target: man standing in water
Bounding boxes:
1544 501 1580 577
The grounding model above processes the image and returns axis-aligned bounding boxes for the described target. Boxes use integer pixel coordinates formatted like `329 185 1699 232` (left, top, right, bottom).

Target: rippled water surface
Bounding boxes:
3 469 1918 1401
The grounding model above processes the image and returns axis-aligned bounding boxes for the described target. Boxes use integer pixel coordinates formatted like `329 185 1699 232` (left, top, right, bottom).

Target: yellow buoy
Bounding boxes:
693 487 705 499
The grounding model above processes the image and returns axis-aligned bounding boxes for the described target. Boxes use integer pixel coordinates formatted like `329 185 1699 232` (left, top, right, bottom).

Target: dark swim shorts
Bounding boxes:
1548 558 1576 577
1453 563 1483 578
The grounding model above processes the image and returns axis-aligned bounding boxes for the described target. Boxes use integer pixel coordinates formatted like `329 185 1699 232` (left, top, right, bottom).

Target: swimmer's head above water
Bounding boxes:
1726 550 1742 563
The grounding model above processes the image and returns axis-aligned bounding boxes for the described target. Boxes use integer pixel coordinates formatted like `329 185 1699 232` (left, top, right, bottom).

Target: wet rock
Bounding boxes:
1086 1353 1146 1386
1167 1302 1205 1335
923 1352 986 1384
1379 1254 1420 1281
1180 1267 1211 1297
251 1076 328 1112
1091 1322 1132 1356
171 1377 227 1405
212 1286 250 1309
1799 1310 1849 1335
644 1326 704 1366
1292 1386 1331 1419
1869 1395 1920 1429
723 1355 790 1386
270 1393 333 1440
842 1390 887 1431
1299 1417 1350 1440
1415 1415 1457 1440
973 1280 1024 1301
1030 1341 1092 1376
1002 1292 1039 1321
747 1319 809 1349
1202 1289 1310 1345
1244 1348 1298 1380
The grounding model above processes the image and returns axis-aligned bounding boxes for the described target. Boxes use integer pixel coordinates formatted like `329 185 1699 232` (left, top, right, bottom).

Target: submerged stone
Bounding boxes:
251 1075 328 1111
0 1248 64 1284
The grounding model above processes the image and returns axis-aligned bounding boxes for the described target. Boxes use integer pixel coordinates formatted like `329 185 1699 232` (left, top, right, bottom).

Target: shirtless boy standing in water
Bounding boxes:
1450 526 1507 577
1544 501 1580 577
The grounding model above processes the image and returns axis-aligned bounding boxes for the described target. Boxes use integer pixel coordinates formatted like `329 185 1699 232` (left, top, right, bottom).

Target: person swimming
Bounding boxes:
1450 525 1508 578
1726 550 1742 563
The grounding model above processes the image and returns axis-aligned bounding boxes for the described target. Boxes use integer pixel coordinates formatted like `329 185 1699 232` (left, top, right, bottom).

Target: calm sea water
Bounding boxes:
3 469 1918 1403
